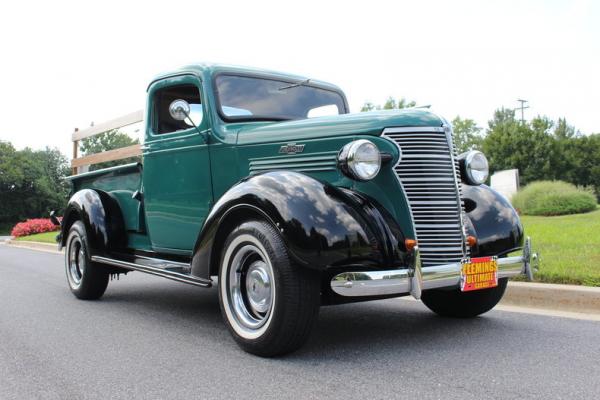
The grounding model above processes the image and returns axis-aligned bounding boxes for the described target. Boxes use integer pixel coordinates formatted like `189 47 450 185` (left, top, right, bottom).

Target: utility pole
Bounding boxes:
515 99 529 124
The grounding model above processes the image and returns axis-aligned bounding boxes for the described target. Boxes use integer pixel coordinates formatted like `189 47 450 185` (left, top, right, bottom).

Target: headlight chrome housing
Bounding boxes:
461 150 489 185
338 139 381 181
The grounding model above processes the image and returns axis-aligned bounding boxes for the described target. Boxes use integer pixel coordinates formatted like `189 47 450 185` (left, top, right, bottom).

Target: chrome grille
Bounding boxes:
383 127 467 267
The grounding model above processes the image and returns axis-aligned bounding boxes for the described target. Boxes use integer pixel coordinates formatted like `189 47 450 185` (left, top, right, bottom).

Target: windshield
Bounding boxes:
215 75 346 121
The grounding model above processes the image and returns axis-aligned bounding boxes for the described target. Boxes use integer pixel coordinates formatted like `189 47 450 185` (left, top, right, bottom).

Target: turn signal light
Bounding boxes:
405 239 417 252
466 235 477 247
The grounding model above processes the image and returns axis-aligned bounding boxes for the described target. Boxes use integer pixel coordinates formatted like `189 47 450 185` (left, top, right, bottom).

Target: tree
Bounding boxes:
554 117 578 140
482 109 558 185
451 116 484 153
360 102 377 112
79 129 140 171
360 97 417 112
383 97 416 110
0 142 70 226
555 133 600 199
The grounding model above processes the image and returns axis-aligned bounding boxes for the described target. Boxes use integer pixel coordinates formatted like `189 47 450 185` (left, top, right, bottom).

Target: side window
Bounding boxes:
153 84 203 134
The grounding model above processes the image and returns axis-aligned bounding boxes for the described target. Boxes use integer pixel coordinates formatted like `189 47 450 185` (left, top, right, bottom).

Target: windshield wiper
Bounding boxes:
278 78 311 91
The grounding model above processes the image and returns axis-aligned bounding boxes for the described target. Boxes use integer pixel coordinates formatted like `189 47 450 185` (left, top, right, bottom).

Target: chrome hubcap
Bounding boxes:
225 238 275 335
68 237 85 286
245 261 272 314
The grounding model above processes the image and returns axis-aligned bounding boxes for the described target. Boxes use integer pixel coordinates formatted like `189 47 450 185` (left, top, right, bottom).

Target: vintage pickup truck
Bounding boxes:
58 63 535 356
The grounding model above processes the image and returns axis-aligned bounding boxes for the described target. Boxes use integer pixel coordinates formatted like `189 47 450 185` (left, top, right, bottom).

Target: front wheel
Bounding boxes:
421 278 508 318
65 221 109 300
218 220 320 357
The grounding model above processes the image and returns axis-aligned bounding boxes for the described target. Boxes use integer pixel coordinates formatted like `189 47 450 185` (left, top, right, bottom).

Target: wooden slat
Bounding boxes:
71 144 142 168
72 110 143 141
72 138 79 175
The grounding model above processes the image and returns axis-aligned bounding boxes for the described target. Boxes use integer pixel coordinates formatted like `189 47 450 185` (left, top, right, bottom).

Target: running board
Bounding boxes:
91 255 212 288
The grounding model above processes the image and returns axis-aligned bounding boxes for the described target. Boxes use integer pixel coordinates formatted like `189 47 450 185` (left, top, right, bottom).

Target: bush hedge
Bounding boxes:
512 181 597 216
11 218 59 237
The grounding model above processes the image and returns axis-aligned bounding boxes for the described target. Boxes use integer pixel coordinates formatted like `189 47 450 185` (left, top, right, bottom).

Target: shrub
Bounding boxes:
11 218 59 237
512 181 597 216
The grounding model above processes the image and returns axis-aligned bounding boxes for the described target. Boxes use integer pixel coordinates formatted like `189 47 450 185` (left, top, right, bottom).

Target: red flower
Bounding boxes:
11 218 60 237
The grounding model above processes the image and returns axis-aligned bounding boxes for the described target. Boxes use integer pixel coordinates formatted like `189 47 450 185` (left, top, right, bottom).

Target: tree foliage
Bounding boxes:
481 109 600 199
482 109 557 184
80 129 140 171
0 142 69 226
361 97 416 112
451 116 484 153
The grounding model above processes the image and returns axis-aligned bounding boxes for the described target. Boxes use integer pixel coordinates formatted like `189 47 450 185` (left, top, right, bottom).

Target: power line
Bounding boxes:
515 99 529 124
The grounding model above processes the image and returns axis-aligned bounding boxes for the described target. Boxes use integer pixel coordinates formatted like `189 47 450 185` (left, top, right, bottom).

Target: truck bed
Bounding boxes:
66 163 144 233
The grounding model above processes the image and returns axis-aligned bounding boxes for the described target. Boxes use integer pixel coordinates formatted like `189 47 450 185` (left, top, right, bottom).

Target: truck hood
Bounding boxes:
235 109 444 144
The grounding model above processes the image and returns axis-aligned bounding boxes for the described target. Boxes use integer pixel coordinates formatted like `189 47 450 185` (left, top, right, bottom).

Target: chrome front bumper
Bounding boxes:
330 237 537 299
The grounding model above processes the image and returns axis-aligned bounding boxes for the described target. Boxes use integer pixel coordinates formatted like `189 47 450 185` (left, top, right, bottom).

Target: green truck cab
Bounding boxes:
59 64 535 356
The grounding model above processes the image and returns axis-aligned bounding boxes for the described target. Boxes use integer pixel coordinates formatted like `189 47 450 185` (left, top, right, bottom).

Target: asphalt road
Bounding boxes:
1 245 599 400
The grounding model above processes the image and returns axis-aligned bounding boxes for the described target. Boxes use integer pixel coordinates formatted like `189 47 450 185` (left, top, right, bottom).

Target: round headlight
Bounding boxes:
338 139 381 181
464 150 489 185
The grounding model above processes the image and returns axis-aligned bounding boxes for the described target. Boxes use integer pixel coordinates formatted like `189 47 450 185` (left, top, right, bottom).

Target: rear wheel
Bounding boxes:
218 220 320 357
65 221 109 300
421 278 508 318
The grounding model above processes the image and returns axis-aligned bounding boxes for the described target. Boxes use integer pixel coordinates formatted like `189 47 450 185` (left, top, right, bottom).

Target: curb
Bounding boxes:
502 281 600 315
5 240 62 254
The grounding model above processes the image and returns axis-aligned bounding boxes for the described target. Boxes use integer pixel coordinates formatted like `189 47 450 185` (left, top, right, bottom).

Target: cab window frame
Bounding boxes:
212 72 349 124
147 75 206 139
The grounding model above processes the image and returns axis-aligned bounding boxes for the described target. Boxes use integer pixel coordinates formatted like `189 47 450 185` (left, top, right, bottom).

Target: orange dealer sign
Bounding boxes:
460 256 498 292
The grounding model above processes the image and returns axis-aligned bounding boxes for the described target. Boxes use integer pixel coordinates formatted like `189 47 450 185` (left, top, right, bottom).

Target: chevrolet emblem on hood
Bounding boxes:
279 143 305 155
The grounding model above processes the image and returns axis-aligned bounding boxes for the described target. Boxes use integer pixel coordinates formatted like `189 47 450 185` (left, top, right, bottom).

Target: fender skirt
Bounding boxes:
59 189 127 254
191 171 410 280
462 184 524 257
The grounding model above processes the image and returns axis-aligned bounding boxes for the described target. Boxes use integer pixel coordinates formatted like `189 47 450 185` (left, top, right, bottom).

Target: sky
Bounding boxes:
1 0 598 157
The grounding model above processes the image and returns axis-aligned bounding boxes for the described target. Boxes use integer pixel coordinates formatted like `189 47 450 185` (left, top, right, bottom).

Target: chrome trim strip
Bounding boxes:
384 127 446 133
442 122 469 258
131 254 190 270
330 239 535 297
91 256 212 287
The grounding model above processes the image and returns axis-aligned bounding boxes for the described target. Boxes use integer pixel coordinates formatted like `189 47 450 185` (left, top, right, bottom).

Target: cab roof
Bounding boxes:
147 63 345 94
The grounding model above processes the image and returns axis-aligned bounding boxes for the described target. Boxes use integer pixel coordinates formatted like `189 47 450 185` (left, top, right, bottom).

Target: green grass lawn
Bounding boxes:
14 231 59 244
514 208 600 286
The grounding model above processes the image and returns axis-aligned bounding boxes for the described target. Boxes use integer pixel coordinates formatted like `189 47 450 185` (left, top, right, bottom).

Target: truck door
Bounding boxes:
142 75 213 253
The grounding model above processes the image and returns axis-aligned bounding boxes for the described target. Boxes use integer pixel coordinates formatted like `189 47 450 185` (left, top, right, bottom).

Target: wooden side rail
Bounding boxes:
71 144 142 168
71 110 143 174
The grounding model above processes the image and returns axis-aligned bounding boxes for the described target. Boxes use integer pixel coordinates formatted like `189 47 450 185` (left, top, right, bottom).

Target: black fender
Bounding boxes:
59 189 127 254
191 171 409 280
462 184 524 257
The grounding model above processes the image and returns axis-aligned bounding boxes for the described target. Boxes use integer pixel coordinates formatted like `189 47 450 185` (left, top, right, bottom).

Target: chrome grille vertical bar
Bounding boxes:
383 126 467 267
443 123 469 259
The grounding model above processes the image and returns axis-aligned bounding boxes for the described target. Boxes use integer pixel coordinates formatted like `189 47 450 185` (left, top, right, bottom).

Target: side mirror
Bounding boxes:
169 99 191 121
49 210 61 226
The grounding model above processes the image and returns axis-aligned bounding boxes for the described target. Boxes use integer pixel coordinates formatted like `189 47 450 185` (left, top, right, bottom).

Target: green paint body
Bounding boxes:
68 64 445 255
